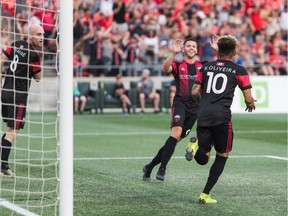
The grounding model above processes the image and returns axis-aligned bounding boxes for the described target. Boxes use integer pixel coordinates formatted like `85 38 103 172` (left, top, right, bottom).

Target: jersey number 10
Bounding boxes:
206 72 228 94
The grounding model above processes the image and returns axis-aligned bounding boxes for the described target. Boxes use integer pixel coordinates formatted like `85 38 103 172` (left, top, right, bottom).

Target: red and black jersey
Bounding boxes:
171 60 204 113
195 59 252 127
1 40 41 103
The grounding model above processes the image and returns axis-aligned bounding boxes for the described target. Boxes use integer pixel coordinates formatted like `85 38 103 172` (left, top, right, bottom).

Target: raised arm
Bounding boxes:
161 39 182 74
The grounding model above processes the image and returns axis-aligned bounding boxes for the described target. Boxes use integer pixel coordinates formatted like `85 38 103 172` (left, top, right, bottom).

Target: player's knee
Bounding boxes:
195 152 209 165
171 128 182 140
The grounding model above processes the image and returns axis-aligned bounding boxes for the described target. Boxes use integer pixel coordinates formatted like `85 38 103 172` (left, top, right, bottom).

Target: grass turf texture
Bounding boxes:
73 113 287 216
0 113 287 215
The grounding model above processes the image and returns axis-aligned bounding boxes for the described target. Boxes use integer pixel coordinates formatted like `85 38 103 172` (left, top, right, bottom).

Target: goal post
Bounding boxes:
0 0 73 215
59 0 73 215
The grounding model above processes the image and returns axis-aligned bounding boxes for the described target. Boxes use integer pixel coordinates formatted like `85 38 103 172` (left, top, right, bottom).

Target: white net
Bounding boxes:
0 1 59 215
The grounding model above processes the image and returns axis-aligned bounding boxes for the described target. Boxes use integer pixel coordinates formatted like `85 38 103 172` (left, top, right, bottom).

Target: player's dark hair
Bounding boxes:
183 38 197 46
217 35 237 58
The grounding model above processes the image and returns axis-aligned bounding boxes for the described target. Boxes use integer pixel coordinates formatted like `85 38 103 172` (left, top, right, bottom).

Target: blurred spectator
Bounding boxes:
123 38 141 76
269 47 287 75
113 74 134 114
280 4 288 37
137 69 160 113
87 31 106 77
100 0 113 17
112 0 128 33
110 40 124 76
199 30 215 61
158 40 169 64
3 0 288 77
73 79 87 114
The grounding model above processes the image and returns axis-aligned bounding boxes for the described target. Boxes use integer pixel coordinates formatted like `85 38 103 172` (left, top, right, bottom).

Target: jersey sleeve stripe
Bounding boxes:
236 74 252 90
30 61 41 73
3 47 12 58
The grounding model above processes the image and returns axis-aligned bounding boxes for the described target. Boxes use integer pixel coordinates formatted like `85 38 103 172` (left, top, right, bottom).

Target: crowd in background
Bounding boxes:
1 0 287 77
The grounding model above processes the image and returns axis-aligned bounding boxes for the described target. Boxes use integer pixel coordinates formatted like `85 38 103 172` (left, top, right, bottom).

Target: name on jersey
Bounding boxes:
179 74 197 80
204 65 236 74
15 47 27 58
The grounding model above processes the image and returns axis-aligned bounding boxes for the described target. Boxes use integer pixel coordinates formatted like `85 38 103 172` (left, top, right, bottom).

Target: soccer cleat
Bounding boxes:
185 137 199 161
1 167 15 178
198 193 217 204
142 165 152 181
156 168 165 181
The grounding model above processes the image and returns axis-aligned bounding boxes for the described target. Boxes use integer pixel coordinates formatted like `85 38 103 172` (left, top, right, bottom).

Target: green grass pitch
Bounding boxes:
0 113 287 216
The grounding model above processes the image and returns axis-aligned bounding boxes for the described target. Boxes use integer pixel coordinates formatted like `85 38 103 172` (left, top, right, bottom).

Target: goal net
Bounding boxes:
0 1 63 215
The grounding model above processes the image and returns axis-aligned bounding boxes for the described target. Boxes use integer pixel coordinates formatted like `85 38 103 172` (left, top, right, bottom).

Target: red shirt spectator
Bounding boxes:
249 4 264 31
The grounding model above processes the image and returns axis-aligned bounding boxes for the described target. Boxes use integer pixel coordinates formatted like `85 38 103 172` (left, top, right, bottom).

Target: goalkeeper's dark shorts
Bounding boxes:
197 121 234 153
2 102 27 130
170 100 197 138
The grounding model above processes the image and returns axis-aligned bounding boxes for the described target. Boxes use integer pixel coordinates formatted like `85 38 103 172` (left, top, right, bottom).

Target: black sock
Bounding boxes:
1 136 12 169
203 155 228 194
147 146 164 170
194 147 209 165
159 136 177 170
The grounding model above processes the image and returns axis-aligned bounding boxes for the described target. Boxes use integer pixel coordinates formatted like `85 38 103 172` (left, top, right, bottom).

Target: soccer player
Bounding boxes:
142 38 217 181
186 35 256 204
0 23 44 178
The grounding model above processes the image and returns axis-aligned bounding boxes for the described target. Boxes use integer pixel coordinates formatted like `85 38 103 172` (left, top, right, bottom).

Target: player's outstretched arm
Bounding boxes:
161 39 182 74
210 34 219 51
242 89 256 112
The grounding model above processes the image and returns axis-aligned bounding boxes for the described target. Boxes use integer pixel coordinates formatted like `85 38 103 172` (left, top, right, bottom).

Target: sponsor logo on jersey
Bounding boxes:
216 62 224 66
174 114 180 122
179 74 197 79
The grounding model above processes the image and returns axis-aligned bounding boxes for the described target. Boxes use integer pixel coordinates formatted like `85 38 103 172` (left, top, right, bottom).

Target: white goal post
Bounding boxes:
0 0 73 215
59 0 73 215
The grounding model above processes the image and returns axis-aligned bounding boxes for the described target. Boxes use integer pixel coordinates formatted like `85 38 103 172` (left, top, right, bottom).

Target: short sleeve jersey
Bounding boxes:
171 60 204 112
2 40 41 103
195 59 252 127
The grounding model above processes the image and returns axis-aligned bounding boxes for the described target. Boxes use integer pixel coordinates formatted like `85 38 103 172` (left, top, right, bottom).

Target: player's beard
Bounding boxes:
185 50 196 59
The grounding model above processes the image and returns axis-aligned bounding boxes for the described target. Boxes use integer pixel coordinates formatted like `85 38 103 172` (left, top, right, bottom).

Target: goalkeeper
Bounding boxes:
0 23 44 178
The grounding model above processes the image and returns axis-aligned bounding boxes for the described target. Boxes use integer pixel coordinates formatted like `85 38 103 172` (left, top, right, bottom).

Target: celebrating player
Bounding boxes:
0 23 44 178
142 38 217 181
186 35 256 203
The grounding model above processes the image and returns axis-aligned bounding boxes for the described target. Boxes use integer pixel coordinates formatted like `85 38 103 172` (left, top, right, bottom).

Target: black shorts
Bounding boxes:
197 121 234 153
2 102 27 129
171 101 197 138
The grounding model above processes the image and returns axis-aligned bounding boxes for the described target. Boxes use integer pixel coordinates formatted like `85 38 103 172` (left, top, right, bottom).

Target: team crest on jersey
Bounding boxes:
174 114 180 122
216 62 224 66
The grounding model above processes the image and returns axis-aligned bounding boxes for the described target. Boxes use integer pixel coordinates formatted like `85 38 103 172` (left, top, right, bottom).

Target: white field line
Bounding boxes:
74 130 287 136
73 155 288 161
3 155 286 214
13 155 287 162
0 198 39 216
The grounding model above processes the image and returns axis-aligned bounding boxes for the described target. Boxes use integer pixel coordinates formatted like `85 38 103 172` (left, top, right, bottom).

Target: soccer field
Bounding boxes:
73 113 287 216
0 113 287 215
